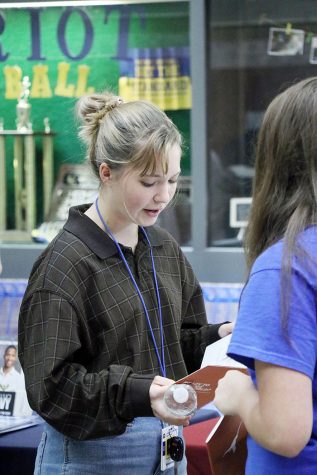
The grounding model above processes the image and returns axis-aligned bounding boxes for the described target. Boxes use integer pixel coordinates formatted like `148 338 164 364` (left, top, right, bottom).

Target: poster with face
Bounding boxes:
0 279 40 432
0 272 32 418
0 344 32 417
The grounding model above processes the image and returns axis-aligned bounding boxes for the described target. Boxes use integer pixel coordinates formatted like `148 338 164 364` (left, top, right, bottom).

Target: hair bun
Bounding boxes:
96 96 124 123
105 96 124 111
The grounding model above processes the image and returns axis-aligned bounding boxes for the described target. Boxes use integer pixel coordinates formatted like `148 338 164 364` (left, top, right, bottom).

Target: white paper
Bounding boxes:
201 334 246 369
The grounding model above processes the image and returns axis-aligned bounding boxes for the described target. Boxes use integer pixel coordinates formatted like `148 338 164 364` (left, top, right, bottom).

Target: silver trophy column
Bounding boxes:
0 118 6 231
0 77 55 237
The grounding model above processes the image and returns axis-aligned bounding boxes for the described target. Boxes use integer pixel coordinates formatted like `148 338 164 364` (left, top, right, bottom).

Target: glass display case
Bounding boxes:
207 0 317 247
0 0 191 245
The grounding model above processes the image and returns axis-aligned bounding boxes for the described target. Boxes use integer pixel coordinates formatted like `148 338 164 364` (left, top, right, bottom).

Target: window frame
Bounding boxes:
185 0 246 283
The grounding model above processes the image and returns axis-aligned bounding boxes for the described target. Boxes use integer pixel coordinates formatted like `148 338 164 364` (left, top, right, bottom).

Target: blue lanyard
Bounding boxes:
95 198 166 377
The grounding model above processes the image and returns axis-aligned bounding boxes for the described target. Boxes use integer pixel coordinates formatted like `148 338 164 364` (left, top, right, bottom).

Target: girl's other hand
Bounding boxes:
218 321 234 338
214 370 255 416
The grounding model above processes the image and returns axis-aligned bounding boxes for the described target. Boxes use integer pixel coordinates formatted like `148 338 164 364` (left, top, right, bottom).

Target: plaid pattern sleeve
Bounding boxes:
19 291 153 440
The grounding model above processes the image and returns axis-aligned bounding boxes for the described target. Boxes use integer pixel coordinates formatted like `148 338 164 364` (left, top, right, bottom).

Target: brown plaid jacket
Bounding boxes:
18 204 222 440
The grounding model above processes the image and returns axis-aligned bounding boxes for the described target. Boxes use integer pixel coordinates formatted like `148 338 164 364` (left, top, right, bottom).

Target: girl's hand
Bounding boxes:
218 321 234 338
149 375 191 426
214 370 256 416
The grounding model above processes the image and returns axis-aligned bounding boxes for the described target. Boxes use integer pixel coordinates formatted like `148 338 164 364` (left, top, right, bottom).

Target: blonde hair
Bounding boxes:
76 91 182 179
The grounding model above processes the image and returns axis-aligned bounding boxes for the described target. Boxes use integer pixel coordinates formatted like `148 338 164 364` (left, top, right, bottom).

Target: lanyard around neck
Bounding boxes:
95 198 166 377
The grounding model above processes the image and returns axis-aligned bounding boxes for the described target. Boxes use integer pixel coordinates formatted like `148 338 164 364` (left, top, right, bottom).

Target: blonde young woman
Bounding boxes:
19 92 232 475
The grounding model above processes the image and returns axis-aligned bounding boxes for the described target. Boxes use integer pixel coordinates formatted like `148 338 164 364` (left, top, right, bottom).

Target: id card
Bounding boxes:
160 424 178 471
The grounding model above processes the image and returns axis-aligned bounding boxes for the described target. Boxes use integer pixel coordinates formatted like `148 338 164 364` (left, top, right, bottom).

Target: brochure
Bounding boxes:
205 413 247 475
177 335 248 475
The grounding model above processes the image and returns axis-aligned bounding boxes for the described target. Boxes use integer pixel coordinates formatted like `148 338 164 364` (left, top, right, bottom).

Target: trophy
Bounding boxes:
16 76 33 133
44 117 51 134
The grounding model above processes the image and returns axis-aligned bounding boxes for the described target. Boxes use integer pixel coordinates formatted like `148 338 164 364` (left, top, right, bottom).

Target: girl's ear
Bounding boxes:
99 163 112 183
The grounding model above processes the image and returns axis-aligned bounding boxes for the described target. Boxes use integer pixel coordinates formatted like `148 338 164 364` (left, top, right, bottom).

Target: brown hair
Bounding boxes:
75 91 182 179
244 77 317 327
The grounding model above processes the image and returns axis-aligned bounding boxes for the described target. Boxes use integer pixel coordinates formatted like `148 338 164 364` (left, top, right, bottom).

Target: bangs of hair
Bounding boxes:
130 126 180 176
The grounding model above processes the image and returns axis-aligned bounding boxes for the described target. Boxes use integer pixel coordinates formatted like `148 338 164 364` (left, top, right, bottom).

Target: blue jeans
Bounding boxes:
34 418 187 475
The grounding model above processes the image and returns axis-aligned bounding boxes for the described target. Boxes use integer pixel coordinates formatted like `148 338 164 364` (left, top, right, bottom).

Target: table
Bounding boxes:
184 417 220 475
0 423 43 475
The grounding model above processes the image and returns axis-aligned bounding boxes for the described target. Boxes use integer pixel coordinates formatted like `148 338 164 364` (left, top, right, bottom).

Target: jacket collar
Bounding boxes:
63 204 165 259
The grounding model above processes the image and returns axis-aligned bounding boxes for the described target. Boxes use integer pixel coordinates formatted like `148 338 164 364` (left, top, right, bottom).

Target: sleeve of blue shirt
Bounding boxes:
228 267 317 380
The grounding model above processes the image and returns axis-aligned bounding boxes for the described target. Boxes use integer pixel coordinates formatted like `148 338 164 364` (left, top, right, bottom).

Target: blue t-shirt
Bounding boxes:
228 227 317 475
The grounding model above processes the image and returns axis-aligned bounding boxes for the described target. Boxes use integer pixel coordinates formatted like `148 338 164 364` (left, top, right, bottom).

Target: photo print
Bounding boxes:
0 343 32 417
309 36 317 64
268 27 305 56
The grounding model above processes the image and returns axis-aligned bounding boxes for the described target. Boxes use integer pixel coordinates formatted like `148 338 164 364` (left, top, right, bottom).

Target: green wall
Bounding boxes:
0 2 190 227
